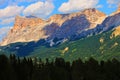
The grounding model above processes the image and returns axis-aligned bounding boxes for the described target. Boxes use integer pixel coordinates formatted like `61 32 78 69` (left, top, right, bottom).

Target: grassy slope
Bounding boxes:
28 30 120 61
1 30 120 61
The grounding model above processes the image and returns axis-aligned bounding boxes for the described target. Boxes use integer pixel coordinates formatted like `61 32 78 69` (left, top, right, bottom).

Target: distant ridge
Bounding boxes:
25 15 37 18
1 8 120 61
0 8 107 46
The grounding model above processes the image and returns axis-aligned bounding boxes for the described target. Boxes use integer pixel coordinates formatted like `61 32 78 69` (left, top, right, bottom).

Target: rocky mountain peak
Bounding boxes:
1 8 106 46
48 8 106 27
81 8 106 29
81 8 105 16
11 15 45 32
111 26 120 38
117 5 120 12
115 5 120 14
48 14 68 26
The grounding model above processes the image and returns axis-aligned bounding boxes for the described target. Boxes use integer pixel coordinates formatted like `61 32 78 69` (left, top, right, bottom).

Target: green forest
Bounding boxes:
0 54 120 80
2 30 120 62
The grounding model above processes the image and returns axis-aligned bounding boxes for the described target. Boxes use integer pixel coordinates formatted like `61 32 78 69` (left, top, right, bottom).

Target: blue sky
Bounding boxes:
0 0 119 29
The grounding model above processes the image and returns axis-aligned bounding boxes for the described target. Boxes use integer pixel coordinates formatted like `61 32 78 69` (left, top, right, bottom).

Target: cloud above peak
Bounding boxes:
0 5 24 27
0 26 12 42
0 17 15 25
0 5 24 19
58 0 99 13
23 1 54 19
107 0 120 7
0 0 54 29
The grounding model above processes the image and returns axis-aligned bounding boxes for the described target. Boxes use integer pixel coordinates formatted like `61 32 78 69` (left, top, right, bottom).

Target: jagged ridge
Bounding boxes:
1 8 106 46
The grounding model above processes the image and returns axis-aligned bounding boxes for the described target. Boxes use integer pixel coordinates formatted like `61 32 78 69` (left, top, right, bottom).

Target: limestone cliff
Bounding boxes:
1 8 106 46
111 26 120 38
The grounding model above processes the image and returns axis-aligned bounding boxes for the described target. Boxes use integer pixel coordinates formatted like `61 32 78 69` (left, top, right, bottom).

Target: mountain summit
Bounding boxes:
1 8 106 46
1 8 120 60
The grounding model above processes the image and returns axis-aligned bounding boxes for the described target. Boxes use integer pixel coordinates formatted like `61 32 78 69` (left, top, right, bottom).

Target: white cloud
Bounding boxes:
96 5 103 8
0 5 24 28
23 1 54 19
0 17 15 25
0 27 11 34
0 26 12 42
58 0 99 13
0 5 24 19
107 0 120 8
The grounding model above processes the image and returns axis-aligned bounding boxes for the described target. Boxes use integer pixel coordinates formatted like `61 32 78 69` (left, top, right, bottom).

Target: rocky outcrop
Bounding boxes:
111 26 120 38
11 16 45 32
1 8 106 46
1 16 47 46
97 8 120 32
77 7 120 40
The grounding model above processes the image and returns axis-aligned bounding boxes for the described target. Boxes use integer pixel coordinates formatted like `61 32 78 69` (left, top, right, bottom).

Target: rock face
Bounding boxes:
1 8 106 46
12 16 45 32
111 26 120 38
1 16 47 46
5 6 120 46
75 8 120 40
96 7 120 33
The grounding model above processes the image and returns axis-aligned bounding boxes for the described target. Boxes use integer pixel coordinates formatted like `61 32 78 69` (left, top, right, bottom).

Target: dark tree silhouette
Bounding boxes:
0 54 120 80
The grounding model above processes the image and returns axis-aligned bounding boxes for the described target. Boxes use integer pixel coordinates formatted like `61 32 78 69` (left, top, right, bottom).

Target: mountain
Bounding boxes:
23 26 120 61
1 8 106 46
98 6 120 32
1 26 120 61
1 8 120 61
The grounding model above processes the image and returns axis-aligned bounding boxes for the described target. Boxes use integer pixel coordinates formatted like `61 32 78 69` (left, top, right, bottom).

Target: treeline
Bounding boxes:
0 54 120 80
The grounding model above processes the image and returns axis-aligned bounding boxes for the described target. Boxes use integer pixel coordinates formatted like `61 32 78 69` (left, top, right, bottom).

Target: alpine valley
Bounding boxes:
1 7 120 61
